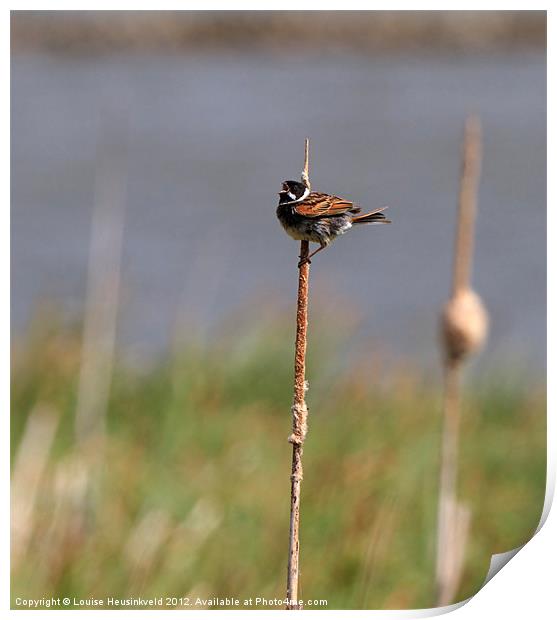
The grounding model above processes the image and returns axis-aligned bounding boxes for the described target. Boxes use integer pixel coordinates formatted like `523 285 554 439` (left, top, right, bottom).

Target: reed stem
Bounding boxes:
435 362 462 605
286 140 311 610
436 116 484 606
452 116 481 296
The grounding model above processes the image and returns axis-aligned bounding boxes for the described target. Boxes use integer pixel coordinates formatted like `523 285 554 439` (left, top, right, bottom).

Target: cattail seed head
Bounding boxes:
441 288 489 363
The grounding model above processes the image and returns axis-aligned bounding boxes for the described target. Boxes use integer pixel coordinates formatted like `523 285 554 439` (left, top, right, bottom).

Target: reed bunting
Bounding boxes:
276 180 391 266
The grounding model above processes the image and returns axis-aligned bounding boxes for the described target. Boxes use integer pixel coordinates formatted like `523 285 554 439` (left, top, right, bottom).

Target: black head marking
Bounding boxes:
278 180 309 204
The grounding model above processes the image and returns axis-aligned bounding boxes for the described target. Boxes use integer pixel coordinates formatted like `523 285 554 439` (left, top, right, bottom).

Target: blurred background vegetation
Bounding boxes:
11 10 546 54
10 306 546 610
11 10 546 610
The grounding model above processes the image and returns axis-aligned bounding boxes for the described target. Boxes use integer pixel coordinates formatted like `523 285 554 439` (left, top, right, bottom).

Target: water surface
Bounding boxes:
11 52 546 372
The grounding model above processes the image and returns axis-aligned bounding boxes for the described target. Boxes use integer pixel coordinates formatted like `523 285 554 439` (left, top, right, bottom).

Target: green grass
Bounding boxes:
11 314 546 610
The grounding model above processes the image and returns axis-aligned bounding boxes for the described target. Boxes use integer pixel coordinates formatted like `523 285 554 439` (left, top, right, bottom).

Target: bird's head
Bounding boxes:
278 180 310 204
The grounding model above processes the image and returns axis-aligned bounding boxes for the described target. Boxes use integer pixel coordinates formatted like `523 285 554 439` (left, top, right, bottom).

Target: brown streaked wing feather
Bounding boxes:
293 192 361 218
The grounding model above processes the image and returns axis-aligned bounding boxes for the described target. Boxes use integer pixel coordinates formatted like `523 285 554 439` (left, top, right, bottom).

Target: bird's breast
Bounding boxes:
276 205 352 244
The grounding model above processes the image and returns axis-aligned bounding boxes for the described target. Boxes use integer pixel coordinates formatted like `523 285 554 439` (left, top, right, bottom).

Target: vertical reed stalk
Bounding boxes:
75 113 128 449
11 405 59 569
286 139 311 610
74 112 128 528
452 116 481 296
436 116 488 606
435 362 463 605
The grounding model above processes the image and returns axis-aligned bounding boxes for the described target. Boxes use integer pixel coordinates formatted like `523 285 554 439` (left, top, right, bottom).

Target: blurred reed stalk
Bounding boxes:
11 405 59 570
72 111 128 538
286 139 311 610
436 116 489 606
75 112 128 450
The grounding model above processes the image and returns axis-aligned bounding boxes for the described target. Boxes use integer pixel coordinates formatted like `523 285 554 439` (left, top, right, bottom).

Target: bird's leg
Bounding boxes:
298 243 326 268
307 243 328 261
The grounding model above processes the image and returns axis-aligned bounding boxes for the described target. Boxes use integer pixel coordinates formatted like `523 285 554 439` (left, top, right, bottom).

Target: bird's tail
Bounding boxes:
352 207 391 225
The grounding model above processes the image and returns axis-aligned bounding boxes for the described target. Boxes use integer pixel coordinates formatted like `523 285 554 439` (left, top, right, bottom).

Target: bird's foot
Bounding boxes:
298 256 312 269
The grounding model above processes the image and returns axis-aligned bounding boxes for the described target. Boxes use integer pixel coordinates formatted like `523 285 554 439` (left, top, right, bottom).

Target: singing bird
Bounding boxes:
276 179 390 266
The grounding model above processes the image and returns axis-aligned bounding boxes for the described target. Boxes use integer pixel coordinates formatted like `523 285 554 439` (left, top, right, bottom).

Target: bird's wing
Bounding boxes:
293 192 361 218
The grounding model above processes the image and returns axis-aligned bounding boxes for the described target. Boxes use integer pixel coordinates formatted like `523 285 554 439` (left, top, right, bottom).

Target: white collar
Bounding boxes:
282 186 310 205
